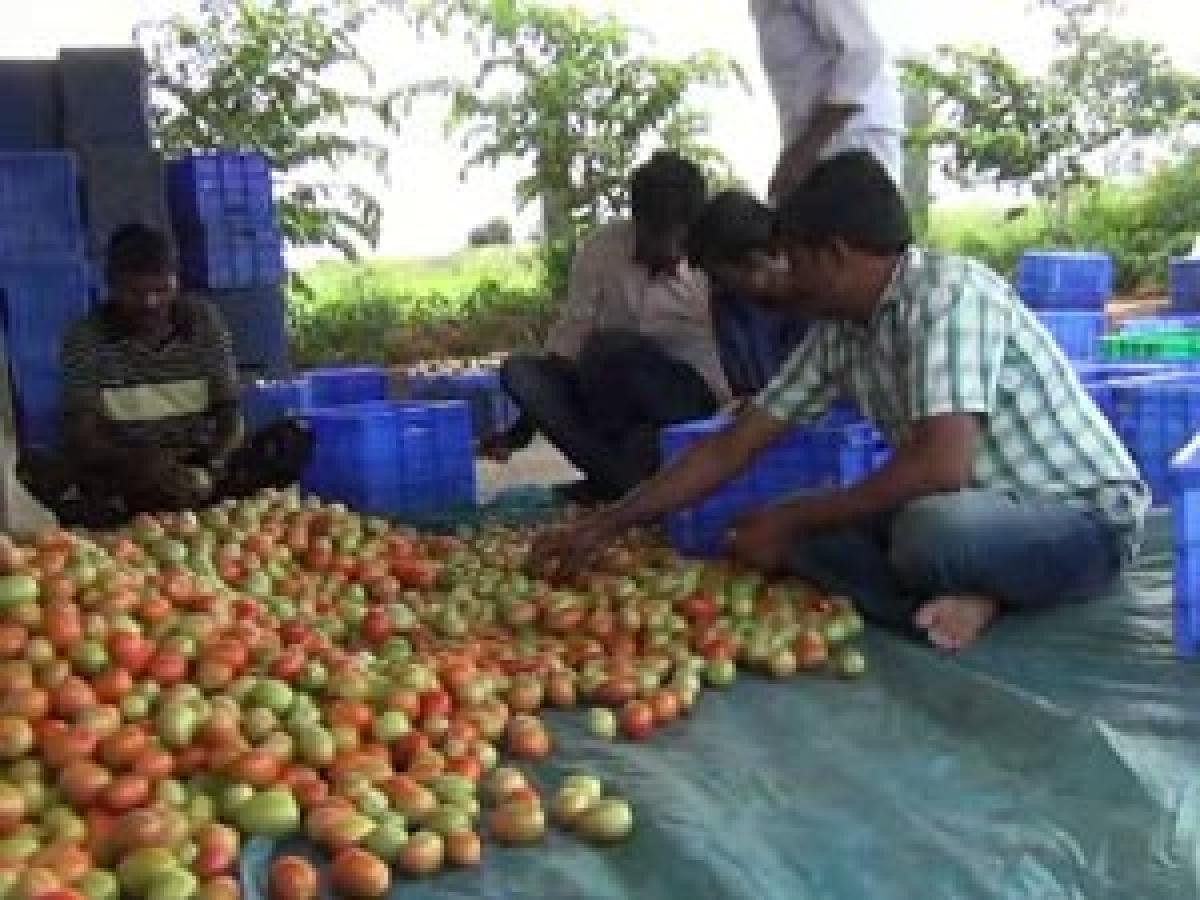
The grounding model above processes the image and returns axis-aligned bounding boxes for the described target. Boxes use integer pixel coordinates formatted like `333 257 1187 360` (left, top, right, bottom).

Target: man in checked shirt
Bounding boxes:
537 152 1147 652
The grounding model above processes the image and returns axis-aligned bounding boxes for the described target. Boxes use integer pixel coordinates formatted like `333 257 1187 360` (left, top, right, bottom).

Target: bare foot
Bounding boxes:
914 594 998 651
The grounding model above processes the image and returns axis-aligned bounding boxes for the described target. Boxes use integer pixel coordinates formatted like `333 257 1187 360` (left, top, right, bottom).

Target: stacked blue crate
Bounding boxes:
241 378 313 432
1120 314 1200 334
300 400 476 517
1109 373 1200 503
0 151 91 448
168 152 284 291
402 367 519 439
1036 310 1106 361
1169 259 1200 311
660 416 890 558
1016 251 1113 310
168 152 287 375
306 367 391 407
1170 433 1200 656
1073 361 1179 423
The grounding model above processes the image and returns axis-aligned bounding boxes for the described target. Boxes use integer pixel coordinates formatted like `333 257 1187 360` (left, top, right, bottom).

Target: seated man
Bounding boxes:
485 152 731 502
689 189 808 398
22 224 312 527
536 151 1147 651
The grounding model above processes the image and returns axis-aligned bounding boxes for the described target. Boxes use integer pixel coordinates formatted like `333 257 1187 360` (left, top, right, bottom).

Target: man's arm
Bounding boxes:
543 231 606 360
770 0 888 199
197 302 244 469
731 414 976 568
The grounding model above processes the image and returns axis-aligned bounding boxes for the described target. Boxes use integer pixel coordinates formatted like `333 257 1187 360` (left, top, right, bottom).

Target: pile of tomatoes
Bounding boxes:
0 488 866 899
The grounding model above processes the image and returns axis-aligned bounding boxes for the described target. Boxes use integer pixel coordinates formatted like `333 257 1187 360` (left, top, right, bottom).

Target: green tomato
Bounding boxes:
251 678 295 714
704 659 737 688
76 869 120 900
372 710 411 744
836 647 867 679
234 788 301 837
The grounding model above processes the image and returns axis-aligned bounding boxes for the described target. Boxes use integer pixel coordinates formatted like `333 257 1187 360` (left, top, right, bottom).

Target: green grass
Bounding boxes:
288 245 552 367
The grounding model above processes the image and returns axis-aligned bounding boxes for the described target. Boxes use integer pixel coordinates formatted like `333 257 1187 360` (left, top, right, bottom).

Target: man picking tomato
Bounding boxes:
536 151 1147 651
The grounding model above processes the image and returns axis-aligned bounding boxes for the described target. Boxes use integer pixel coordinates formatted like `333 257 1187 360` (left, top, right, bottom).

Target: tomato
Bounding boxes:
619 700 655 741
59 759 112 807
103 774 150 813
0 716 34 759
269 855 319 900
490 801 546 846
649 689 681 725
100 726 149 770
51 677 97 720
576 796 635 843
146 650 188 685
195 824 240 877
330 847 390 898
92 669 134 705
397 830 444 877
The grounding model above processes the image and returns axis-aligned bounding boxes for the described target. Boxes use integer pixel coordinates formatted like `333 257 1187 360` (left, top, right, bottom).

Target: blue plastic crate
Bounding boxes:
177 222 284 290
1120 314 1200 334
403 368 520 438
58 47 150 148
167 152 274 224
1110 373 1200 504
1016 251 1113 310
1073 361 1181 422
0 152 84 258
300 401 475 516
0 260 93 448
205 288 289 377
1169 259 1200 311
661 416 890 558
306 367 391 407
1036 310 1106 360
0 60 60 150
1169 432 1200 655
241 378 312 432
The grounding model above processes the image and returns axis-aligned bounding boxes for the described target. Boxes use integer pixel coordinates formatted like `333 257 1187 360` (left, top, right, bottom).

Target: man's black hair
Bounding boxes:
106 223 176 280
686 189 774 271
629 151 707 229
774 150 913 255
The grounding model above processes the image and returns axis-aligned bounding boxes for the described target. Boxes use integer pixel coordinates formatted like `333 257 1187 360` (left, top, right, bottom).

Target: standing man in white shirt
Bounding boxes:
751 0 905 200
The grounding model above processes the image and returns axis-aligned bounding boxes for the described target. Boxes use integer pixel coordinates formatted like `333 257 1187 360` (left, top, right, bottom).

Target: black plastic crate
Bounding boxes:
58 47 150 148
0 60 60 150
204 287 290 378
77 148 169 255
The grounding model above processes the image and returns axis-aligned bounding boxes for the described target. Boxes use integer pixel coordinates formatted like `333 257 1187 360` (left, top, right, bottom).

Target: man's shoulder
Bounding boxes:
901 247 1015 312
64 306 113 350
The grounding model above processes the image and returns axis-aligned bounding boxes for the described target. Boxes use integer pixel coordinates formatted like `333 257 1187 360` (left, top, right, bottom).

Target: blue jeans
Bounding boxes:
784 490 1126 632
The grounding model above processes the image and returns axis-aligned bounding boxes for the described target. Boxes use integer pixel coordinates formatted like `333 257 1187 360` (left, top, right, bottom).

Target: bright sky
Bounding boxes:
4 0 1197 258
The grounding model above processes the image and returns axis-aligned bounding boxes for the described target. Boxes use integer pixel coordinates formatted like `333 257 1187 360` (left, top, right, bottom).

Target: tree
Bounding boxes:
137 0 399 258
397 0 744 296
903 0 1200 234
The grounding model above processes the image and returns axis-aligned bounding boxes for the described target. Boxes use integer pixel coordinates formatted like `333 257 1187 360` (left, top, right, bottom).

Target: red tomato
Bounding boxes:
269 855 320 900
620 700 655 741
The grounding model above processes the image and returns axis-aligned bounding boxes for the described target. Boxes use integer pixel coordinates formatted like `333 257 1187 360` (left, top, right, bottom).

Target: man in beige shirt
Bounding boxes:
487 152 730 502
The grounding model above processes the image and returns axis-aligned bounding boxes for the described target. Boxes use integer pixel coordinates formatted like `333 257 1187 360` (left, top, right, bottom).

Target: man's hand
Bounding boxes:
726 506 800 573
769 141 819 204
530 514 618 582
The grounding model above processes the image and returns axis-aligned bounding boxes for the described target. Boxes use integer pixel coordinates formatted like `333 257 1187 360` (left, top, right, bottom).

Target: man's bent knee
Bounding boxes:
887 491 995 582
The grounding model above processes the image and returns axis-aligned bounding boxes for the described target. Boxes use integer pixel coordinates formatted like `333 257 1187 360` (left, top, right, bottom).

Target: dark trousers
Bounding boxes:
502 330 719 498
20 419 314 528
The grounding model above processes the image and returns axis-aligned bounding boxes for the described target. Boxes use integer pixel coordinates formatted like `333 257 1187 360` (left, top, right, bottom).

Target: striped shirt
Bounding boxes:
62 296 239 452
757 247 1149 551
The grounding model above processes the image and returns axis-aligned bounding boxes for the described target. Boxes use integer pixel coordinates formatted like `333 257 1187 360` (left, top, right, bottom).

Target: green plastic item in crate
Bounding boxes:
1101 331 1200 362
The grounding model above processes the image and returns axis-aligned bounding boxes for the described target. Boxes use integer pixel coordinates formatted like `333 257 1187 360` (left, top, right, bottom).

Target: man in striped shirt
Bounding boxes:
23 225 311 525
538 152 1147 651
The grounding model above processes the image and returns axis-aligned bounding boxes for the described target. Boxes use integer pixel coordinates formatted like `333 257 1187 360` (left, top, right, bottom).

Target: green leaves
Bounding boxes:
139 0 392 258
398 0 741 298
902 0 1200 231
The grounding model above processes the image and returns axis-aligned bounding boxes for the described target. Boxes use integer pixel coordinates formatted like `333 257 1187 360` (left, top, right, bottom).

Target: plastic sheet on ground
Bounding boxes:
241 512 1200 900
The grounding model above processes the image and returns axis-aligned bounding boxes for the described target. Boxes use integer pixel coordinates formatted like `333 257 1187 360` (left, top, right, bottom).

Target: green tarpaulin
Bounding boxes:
241 512 1200 899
